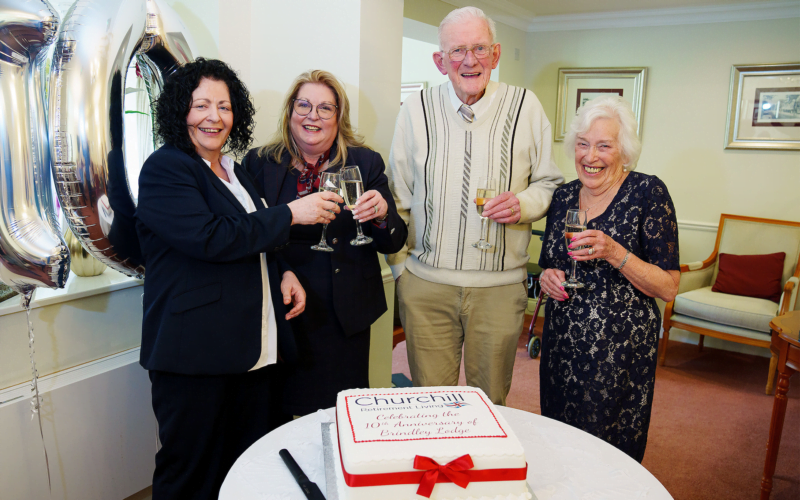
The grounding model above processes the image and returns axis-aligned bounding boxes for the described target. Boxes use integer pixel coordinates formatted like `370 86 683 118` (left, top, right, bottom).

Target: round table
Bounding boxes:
220 406 672 500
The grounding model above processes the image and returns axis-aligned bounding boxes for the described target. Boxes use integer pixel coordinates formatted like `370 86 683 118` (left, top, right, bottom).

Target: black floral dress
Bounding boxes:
538 171 679 462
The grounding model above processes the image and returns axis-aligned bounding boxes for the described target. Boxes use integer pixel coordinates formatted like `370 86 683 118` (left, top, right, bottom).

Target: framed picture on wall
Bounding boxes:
401 82 426 106
725 63 800 150
554 67 647 142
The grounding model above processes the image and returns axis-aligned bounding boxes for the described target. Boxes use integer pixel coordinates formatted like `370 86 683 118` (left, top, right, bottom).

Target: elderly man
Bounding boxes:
387 6 563 405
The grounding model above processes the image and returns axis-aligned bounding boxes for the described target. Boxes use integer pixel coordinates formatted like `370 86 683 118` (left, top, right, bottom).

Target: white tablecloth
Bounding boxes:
219 406 673 500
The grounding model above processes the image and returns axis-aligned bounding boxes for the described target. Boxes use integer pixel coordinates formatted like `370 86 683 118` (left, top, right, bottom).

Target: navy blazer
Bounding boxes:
136 144 297 374
243 146 408 335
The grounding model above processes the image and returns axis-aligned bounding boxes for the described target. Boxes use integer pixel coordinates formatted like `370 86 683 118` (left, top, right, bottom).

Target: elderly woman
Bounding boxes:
136 59 341 500
537 95 680 462
243 70 407 417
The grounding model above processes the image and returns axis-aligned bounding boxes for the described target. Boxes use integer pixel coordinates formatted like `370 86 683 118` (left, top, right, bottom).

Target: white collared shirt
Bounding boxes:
203 155 278 370
447 80 499 121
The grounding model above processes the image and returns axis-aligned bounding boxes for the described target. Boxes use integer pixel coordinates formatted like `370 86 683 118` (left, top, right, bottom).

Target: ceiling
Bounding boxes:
482 0 778 17
439 0 799 31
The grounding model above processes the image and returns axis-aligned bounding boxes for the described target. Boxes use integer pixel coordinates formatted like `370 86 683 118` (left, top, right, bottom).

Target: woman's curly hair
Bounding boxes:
154 58 255 158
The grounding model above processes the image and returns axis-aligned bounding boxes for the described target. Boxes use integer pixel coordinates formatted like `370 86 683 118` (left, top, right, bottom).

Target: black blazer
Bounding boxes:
243 146 407 335
136 144 297 374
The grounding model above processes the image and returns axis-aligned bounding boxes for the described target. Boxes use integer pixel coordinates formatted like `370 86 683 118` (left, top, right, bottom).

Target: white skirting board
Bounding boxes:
0 349 155 500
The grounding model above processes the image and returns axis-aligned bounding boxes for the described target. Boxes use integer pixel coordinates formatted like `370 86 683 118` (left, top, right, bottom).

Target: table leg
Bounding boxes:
760 369 791 500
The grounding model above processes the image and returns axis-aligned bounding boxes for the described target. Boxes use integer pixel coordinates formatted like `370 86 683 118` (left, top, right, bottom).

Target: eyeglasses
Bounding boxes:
443 44 495 62
292 98 338 120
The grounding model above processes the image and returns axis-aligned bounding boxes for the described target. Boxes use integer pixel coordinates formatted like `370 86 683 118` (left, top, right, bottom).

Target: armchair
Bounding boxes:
660 214 800 394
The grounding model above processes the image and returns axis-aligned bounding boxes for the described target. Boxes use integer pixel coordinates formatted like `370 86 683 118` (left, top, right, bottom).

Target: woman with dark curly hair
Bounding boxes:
135 58 343 500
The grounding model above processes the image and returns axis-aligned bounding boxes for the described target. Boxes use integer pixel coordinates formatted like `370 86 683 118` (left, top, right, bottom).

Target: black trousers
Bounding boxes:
149 364 287 500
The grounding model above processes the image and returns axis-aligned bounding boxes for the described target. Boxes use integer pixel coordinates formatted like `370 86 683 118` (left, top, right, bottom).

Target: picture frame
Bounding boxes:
554 67 647 142
400 82 426 105
724 63 800 150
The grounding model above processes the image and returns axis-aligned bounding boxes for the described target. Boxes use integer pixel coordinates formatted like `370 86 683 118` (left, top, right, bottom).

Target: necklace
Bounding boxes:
580 175 625 212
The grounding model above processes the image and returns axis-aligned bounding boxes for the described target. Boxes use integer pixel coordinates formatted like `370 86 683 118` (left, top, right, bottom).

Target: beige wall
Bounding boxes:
525 18 800 354
526 19 800 264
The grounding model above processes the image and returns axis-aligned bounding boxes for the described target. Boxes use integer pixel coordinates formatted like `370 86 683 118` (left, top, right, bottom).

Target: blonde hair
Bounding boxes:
259 70 366 168
564 95 642 169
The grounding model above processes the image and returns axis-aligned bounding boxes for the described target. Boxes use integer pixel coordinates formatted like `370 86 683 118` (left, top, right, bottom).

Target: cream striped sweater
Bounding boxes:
387 82 564 287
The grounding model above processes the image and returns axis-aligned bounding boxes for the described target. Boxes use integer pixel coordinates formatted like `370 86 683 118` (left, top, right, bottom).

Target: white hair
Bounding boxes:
438 6 496 50
564 95 642 170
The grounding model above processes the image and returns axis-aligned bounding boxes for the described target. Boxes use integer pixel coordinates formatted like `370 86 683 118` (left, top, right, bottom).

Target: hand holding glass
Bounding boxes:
562 208 588 289
473 178 497 250
341 166 373 246
310 172 340 252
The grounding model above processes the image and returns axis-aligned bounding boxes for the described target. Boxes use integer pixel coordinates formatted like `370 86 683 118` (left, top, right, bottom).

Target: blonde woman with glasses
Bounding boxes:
243 70 407 418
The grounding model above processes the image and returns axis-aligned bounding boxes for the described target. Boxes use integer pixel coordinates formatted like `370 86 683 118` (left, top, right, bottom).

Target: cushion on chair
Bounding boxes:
668 314 772 343
673 286 779 333
712 252 785 303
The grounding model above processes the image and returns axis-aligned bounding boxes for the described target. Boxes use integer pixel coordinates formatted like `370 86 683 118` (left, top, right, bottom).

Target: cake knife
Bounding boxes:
279 448 326 500
321 422 340 500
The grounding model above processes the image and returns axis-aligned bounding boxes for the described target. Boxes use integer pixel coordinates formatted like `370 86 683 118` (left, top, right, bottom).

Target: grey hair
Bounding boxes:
438 6 496 49
564 95 642 170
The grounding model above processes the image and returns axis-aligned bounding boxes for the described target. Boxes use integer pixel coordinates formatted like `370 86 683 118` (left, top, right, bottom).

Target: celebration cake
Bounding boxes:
335 386 530 499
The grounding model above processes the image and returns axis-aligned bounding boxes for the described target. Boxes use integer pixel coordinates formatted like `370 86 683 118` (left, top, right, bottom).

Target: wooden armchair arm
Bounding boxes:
779 274 799 316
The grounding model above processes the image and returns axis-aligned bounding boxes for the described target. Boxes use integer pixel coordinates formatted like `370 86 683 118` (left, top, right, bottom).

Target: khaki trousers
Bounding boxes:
397 271 528 405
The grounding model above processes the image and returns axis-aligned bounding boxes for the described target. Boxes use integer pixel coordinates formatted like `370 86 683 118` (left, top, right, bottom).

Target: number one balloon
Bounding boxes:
0 0 70 293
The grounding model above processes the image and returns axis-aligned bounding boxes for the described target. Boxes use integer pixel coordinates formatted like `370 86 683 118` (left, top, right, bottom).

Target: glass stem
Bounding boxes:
570 257 578 283
481 217 489 242
318 223 329 245
355 220 366 238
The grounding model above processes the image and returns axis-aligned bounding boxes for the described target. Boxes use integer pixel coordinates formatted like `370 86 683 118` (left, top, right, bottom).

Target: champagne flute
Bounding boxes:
472 177 497 250
311 172 341 252
562 208 589 289
341 166 373 246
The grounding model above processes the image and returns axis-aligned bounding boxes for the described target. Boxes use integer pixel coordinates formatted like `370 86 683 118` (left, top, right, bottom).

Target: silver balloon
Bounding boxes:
0 0 69 292
49 0 195 279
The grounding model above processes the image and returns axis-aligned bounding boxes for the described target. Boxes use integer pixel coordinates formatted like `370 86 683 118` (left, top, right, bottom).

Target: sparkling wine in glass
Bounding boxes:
341 166 373 246
310 172 341 252
562 208 588 289
473 178 497 250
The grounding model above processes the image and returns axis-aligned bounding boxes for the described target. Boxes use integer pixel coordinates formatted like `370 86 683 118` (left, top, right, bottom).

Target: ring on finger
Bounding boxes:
510 206 515 215
373 205 378 215
588 247 594 255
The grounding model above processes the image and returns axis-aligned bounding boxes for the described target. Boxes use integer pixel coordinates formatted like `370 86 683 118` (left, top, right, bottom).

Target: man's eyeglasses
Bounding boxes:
292 99 338 120
442 44 495 62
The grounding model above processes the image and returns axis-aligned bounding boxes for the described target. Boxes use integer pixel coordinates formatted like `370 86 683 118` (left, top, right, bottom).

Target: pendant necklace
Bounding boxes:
580 173 626 213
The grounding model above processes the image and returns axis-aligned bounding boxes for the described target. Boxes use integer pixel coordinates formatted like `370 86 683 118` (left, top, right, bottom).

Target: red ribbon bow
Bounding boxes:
413 454 474 498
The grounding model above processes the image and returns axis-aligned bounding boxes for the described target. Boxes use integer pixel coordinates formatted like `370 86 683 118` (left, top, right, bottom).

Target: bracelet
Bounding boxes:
616 250 631 270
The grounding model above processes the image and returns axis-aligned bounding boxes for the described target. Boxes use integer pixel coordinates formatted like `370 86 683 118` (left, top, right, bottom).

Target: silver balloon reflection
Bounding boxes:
50 0 195 279
0 0 69 292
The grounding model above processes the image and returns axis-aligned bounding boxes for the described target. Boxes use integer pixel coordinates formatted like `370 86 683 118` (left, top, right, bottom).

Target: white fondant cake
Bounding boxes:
335 386 531 500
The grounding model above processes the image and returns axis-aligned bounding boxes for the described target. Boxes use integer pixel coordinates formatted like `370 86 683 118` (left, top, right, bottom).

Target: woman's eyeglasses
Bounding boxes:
292 99 338 120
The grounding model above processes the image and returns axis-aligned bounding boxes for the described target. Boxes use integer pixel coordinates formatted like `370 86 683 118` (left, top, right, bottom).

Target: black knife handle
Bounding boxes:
279 448 310 484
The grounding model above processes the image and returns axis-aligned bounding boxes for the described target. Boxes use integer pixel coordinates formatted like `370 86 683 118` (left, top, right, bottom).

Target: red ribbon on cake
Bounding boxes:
337 437 528 497
413 454 473 498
